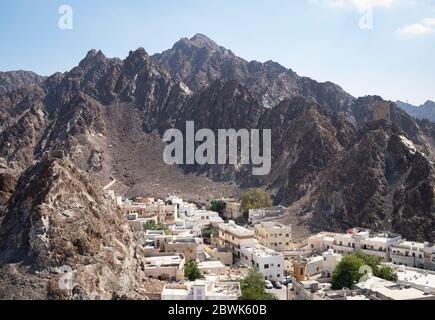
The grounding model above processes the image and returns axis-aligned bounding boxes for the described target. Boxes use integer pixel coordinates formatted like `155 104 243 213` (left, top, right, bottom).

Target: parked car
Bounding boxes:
281 277 292 285
272 281 282 289
265 280 273 289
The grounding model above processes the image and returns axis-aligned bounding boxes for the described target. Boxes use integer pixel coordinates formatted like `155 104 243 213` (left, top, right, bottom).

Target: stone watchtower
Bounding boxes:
372 101 391 121
293 256 308 282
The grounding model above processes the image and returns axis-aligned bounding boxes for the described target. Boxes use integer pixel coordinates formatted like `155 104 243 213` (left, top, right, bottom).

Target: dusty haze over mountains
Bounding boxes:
0 34 434 299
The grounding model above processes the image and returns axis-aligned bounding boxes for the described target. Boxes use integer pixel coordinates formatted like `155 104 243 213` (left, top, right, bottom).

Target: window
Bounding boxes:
278 264 281 267
277 274 281 278
264 264 270 269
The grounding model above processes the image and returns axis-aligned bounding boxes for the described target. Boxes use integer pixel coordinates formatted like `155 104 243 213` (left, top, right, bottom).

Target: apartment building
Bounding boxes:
218 221 259 258
360 233 402 262
254 222 292 252
390 241 426 269
240 244 284 282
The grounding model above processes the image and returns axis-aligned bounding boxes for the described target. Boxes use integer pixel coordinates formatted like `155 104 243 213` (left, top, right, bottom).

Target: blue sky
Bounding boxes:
0 0 434 105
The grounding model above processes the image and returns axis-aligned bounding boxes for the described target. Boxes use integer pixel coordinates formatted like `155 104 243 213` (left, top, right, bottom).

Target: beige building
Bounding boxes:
254 222 292 252
158 203 178 225
162 237 201 262
218 221 258 258
197 260 228 276
224 202 242 220
143 254 185 281
203 245 234 266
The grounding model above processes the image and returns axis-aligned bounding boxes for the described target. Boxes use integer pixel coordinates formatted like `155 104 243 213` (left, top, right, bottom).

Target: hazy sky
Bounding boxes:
1 0 434 105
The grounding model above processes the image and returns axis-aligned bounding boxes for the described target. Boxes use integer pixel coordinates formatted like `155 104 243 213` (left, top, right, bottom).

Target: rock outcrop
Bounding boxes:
0 71 46 96
0 157 161 300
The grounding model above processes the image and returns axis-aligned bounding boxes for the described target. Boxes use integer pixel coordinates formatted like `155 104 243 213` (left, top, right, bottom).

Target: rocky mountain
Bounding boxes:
0 155 162 299
308 120 434 242
0 71 46 95
153 34 354 111
0 31 433 272
397 100 435 123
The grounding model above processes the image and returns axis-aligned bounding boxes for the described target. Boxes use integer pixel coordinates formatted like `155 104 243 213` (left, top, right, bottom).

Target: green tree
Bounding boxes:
202 227 219 239
331 252 398 290
143 220 170 234
144 220 158 231
184 261 203 281
240 188 273 218
331 254 365 290
210 200 226 214
239 269 276 300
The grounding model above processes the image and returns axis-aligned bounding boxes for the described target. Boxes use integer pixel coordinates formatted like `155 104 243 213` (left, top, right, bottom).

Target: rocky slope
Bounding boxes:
0 71 46 95
307 121 435 242
397 100 435 123
0 155 161 299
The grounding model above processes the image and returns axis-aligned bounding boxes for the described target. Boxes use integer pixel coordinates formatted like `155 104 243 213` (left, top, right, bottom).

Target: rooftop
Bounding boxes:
144 255 184 268
162 280 241 298
391 240 425 250
357 276 432 300
219 222 254 236
242 244 282 258
394 266 435 291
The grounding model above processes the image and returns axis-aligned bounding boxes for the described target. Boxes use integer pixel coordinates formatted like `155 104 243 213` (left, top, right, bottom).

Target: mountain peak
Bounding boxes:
181 33 221 51
79 49 107 67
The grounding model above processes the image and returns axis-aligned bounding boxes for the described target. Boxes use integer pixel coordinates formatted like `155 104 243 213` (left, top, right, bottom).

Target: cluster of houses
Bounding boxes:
289 228 435 300
106 190 435 301
105 191 294 300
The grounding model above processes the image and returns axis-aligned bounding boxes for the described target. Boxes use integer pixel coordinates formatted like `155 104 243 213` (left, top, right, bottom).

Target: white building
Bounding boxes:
360 233 402 262
307 232 338 253
392 265 435 295
355 276 435 300
240 244 284 282
390 241 426 269
161 279 241 300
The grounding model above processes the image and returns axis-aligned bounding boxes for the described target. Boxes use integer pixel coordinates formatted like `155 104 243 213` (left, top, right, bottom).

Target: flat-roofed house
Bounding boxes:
144 254 185 281
240 244 284 282
254 222 292 252
161 279 241 301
